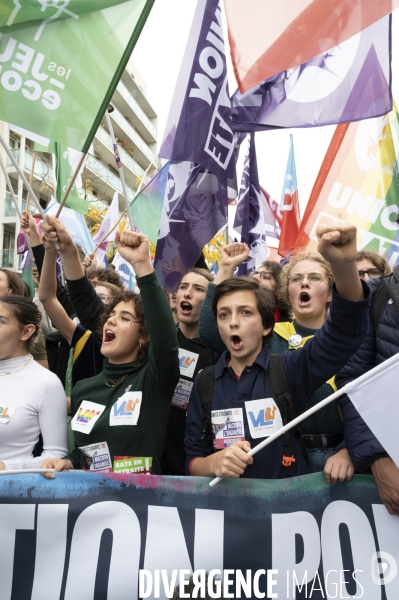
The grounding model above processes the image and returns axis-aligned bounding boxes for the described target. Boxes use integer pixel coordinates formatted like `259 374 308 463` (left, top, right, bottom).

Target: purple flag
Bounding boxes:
233 135 280 276
155 161 227 291
156 0 235 290
231 16 391 131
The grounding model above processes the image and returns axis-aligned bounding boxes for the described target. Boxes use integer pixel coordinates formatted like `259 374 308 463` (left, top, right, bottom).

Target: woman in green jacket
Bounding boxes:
42 221 179 476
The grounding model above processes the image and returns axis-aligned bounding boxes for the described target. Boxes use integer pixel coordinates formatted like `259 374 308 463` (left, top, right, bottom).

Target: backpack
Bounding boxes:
197 353 307 476
371 265 399 333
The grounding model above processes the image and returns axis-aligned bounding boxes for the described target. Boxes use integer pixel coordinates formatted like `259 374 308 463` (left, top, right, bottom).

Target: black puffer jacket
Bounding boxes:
336 266 399 471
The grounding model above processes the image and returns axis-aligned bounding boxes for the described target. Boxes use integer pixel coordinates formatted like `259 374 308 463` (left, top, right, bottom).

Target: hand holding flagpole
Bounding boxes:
210 352 399 487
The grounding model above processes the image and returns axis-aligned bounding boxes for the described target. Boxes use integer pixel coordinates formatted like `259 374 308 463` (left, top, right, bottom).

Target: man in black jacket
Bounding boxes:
337 265 399 515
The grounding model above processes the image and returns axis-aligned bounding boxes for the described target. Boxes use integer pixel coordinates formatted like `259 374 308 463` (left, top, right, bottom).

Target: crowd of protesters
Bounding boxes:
0 210 397 517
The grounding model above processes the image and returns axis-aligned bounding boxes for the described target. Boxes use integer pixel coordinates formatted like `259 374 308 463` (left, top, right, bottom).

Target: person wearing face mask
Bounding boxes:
161 268 220 476
41 226 179 476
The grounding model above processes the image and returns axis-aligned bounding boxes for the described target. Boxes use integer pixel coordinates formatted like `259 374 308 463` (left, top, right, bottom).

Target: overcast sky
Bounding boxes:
132 2 399 215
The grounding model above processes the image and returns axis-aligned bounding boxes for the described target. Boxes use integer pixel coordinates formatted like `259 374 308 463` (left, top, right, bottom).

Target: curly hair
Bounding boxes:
356 250 391 276
87 268 125 290
279 251 333 312
0 295 41 351
97 291 150 362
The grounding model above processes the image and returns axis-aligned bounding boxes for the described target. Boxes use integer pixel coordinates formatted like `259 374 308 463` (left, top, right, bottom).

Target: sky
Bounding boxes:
132 1 399 217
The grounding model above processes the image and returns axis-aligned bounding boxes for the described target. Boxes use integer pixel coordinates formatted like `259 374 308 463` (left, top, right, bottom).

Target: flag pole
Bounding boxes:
104 105 134 230
26 151 36 207
0 155 33 256
0 134 60 250
0 133 46 221
55 152 86 219
91 153 159 254
209 352 399 487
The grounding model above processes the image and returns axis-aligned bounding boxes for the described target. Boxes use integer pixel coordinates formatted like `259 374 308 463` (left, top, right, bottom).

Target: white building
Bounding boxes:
0 60 158 269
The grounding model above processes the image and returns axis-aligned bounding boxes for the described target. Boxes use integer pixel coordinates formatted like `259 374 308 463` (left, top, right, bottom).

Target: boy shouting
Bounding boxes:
185 223 370 480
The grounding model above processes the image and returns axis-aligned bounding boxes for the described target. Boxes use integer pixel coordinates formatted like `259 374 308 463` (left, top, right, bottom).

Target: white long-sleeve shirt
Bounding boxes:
0 355 68 470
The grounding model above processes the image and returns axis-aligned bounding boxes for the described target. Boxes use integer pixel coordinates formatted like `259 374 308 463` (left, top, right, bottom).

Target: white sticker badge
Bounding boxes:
211 408 245 449
0 404 16 425
171 378 193 410
78 441 112 472
245 398 283 439
71 401 106 434
178 348 199 379
110 392 142 426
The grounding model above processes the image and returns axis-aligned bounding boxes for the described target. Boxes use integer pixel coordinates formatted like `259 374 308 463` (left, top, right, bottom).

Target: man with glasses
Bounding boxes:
337 250 399 515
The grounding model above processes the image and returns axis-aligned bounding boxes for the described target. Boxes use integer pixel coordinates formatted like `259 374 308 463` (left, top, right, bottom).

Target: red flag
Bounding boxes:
224 0 398 93
278 135 301 258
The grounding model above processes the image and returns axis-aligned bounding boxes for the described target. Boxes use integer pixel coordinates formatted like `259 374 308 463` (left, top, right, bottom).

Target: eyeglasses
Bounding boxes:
358 268 384 279
251 271 273 280
288 272 326 286
97 293 110 303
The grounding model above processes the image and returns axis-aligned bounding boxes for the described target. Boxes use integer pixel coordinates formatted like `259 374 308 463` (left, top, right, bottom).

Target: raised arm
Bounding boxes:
199 243 249 353
38 237 76 346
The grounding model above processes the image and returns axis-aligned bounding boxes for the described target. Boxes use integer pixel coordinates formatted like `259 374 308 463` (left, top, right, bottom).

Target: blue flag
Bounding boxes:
231 16 391 131
233 135 280 276
210 260 219 276
156 0 236 291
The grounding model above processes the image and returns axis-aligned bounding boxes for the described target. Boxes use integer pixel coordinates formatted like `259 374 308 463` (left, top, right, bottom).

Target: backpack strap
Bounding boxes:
265 354 308 476
197 365 216 447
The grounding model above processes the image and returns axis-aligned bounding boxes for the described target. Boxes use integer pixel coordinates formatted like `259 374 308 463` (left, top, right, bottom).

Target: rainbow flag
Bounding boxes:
295 107 399 266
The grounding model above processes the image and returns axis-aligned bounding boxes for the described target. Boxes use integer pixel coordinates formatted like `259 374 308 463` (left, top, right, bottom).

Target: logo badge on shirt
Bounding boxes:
71 401 106 434
110 392 142 426
245 398 283 439
0 405 15 425
178 348 199 378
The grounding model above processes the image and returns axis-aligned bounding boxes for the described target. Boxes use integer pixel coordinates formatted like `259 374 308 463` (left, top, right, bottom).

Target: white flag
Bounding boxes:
92 191 120 246
346 353 399 469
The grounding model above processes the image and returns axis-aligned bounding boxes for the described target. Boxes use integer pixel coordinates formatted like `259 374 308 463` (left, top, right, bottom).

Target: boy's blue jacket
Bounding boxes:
185 283 370 479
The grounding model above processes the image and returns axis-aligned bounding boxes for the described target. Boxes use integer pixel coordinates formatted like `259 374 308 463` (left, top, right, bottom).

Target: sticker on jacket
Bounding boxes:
211 408 245 449
113 456 152 474
71 400 106 434
110 392 142 426
245 398 283 439
171 378 193 410
0 404 15 425
178 348 199 379
79 441 112 472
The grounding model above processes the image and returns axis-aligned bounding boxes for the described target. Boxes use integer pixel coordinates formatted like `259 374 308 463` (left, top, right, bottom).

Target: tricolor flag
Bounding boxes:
278 134 301 258
155 0 235 292
0 0 154 151
233 135 280 275
295 107 399 267
223 0 399 93
230 17 392 130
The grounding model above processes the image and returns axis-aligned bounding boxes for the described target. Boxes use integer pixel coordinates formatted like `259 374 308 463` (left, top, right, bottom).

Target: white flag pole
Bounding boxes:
0 133 60 249
104 106 134 230
209 353 399 487
0 155 33 256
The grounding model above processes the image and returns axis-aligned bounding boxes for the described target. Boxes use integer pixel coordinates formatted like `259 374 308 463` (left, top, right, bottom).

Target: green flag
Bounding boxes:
0 0 155 152
33 141 90 215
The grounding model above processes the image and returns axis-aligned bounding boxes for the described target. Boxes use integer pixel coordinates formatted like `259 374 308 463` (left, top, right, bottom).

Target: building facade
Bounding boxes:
0 60 158 270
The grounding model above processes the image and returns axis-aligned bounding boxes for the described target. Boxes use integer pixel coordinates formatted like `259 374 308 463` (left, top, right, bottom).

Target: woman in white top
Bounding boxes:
0 295 67 471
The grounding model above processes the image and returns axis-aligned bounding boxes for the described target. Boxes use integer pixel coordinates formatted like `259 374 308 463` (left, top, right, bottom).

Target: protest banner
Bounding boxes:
0 472 397 600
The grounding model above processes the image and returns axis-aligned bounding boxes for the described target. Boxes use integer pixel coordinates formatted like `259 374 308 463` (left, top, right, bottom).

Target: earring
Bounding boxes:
139 341 142 349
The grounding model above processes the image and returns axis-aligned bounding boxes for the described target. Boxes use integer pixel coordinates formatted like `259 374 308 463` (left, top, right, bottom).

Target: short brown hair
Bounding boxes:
279 251 333 310
98 291 150 361
211 277 275 342
356 250 391 276
1 268 28 297
88 268 124 289
180 268 213 285
0 295 41 350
